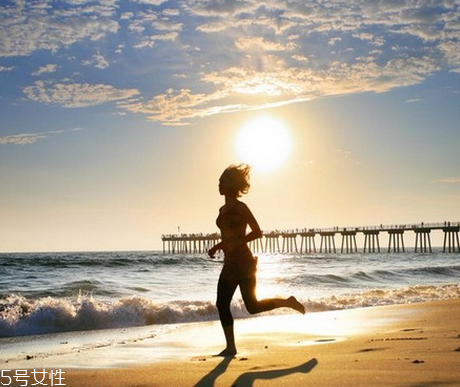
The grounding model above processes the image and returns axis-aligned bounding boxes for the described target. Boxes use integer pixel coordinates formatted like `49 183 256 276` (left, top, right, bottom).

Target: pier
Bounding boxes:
161 222 460 255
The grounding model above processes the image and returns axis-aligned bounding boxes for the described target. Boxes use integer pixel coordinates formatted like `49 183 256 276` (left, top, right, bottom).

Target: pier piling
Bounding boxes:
300 231 316 254
443 226 460 253
387 229 405 253
282 233 298 253
320 232 336 253
363 230 380 253
340 230 358 253
415 228 432 253
264 233 280 253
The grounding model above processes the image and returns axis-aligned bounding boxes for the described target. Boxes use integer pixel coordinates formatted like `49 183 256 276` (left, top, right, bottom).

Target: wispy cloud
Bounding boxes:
123 0 454 124
2 0 460 125
120 55 438 124
131 0 168 5
23 81 139 108
32 64 58 76
0 133 49 145
0 65 15 72
0 128 81 145
82 52 110 69
0 1 118 58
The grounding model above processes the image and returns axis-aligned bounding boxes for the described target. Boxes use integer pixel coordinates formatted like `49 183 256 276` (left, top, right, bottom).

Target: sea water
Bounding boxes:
1 250 459 338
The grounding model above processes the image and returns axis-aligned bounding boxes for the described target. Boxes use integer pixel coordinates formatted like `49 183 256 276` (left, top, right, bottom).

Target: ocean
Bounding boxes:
1 249 459 339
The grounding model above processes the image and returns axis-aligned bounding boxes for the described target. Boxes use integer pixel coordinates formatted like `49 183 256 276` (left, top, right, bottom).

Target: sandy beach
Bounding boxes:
6 298 458 387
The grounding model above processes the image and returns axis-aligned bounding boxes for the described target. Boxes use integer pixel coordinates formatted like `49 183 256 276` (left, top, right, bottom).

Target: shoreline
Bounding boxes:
5 299 460 386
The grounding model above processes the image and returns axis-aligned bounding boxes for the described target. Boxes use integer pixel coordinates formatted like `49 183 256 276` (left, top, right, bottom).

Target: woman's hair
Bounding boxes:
221 164 251 197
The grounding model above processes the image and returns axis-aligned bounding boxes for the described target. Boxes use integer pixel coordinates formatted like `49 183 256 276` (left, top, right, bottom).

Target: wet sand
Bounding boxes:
6 299 460 386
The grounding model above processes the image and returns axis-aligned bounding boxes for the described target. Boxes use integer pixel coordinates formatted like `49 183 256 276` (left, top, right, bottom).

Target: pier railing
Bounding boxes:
161 222 460 254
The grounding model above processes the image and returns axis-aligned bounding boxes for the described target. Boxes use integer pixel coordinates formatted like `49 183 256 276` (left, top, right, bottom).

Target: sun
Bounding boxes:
235 116 293 172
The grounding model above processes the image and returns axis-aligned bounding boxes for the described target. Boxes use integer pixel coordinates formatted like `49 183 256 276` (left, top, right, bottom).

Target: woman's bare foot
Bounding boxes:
288 296 305 314
216 347 237 357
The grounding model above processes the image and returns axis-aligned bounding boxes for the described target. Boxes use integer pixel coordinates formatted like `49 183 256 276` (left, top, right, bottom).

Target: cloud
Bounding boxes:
162 9 180 17
2 0 460 126
120 54 438 125
131 0 168 5
32 64 58 76
0 0 118 57
122 7 183 49
0 65 15 72
0 128 80 145
291 54 309 62
195 21 227 33
134 32 179 49
120 85 309 126
82 52 110 69
0 132 49 145
131 0 450 124
119 88 210 125
23 81 139 108
152 19 183 32
439 40 460 71
183 0 256 17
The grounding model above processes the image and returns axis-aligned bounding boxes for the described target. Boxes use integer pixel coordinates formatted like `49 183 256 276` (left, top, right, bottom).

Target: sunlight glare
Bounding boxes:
235 116 293 172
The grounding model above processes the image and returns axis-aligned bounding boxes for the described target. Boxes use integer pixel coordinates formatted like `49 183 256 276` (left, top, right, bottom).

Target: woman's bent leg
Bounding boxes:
240 276 305 315
239 276 275 314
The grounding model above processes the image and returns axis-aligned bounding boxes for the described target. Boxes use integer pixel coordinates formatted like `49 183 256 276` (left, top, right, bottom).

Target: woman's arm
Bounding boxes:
208 241 223 258
240 202 262 243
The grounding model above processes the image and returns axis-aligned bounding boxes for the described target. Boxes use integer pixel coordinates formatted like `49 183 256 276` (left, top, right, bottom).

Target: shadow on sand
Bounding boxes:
193 357 318 387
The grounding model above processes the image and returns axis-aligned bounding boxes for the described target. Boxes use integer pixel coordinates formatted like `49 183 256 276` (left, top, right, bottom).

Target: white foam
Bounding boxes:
1 283 459 337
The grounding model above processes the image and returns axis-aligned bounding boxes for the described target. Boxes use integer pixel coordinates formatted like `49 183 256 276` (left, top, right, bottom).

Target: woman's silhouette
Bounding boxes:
209 164 305 356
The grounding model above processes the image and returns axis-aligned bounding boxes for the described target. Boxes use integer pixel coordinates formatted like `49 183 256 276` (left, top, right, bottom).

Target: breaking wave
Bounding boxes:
1 283 459 337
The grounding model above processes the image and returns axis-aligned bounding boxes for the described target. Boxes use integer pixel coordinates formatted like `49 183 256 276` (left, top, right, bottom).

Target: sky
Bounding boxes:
1 0 460 252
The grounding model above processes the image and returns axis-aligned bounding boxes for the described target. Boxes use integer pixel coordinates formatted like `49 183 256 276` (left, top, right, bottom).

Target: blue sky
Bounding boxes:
1 0 460 252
